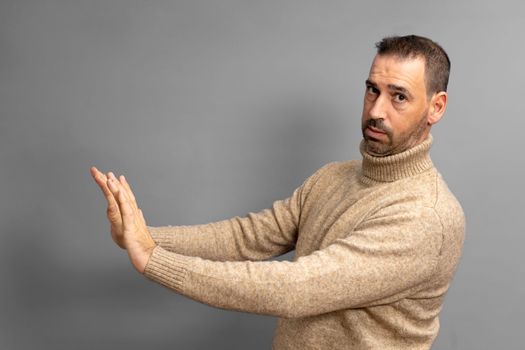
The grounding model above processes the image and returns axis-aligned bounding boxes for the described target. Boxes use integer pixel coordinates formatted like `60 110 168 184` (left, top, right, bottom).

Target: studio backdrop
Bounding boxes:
1 1 523 349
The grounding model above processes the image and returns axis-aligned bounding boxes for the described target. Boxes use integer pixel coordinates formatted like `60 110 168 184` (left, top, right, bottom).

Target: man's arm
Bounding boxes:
98 166 446 317
147 199 299 262
96 165 445 319
144 165 331 261
146 203 444 318
91 164 329 268
95 170 156 273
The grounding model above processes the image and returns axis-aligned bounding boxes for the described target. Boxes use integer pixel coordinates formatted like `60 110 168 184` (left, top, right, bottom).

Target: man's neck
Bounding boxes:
359 135 434 183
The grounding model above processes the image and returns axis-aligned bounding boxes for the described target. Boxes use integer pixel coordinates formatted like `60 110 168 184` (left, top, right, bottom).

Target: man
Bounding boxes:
91 35 465 349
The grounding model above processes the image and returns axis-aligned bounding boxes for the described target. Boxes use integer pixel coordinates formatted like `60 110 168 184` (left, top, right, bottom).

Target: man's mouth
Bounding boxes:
367 126 386 134
365 126 387 139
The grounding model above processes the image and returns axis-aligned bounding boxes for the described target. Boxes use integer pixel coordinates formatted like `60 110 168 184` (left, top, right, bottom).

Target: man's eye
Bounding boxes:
366 86 378 94
394 93 407 102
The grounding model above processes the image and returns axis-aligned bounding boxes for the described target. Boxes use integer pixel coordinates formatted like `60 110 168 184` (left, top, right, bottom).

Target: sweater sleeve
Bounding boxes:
146 164 331 262
143 203 444 319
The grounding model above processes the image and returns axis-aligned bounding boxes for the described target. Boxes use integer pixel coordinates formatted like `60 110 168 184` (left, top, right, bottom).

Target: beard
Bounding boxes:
362 112 429 157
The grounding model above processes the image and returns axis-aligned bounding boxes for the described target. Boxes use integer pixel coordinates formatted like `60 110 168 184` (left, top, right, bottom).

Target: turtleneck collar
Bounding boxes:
359 135 434 184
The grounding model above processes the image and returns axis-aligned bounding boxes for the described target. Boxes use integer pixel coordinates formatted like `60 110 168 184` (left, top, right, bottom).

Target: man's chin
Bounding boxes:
363 139 392 157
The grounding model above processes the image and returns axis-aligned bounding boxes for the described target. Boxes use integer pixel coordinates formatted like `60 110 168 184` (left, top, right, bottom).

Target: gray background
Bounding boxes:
1 0 523 349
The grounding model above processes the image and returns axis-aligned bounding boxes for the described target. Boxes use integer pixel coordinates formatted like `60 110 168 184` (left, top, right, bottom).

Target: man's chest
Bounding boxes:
293 181 388 256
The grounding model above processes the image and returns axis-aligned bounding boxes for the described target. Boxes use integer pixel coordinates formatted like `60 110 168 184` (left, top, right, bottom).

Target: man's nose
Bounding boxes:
368 95 388 120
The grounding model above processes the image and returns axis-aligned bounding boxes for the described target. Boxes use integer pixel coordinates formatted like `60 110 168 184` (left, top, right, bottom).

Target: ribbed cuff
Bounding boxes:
147 225 184 246
143 246 190 293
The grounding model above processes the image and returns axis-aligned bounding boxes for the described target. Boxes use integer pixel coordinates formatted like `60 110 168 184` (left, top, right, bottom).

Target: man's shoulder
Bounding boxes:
314 160 362 178
434 172 466 228
299 160 362 197
397 169 465 232
392 168 455 201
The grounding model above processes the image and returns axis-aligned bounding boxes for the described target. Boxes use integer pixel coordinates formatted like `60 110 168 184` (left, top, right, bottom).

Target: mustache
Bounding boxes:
364 118 392 135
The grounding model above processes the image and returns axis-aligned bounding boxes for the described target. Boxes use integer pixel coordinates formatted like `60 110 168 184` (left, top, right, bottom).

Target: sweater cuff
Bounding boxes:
143 246 190 293
147 225 183 246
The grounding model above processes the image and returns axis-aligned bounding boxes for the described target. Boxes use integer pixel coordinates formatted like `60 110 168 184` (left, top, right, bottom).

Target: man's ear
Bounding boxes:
428 91 447 125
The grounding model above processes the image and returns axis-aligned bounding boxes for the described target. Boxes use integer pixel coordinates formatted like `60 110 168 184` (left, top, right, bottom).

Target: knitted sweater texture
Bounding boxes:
144 136 465 349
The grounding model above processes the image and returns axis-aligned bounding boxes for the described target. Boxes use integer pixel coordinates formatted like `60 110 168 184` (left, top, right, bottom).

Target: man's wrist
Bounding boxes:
129 243 157 274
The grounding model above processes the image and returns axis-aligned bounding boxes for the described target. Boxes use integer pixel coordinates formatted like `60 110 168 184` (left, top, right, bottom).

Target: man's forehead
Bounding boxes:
368 54 426 90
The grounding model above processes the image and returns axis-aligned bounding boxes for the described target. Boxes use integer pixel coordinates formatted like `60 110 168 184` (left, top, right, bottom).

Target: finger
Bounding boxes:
106 176 122 203
110 178 135 228
119 175 142 215
94 172 111 197
92 167 120 208
107 176 120 199
91 167 108 189
119 175 137 203
105 172 122 200
108 177 134 213
108 171 139 210
90 166 101 179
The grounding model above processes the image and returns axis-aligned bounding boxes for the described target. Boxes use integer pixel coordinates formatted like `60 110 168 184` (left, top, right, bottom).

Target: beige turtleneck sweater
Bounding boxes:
144 136 465 349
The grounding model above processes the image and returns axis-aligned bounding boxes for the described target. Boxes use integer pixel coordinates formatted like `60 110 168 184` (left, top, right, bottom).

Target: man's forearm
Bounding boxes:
143 205 443 319
146 164 332 262
147 197 300 261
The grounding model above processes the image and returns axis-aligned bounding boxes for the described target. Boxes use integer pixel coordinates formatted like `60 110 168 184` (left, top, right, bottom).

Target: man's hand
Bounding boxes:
91 167 125 248
91 167 156 273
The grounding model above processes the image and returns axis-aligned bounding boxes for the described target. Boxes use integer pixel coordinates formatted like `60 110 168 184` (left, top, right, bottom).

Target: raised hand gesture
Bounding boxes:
91 167 156 273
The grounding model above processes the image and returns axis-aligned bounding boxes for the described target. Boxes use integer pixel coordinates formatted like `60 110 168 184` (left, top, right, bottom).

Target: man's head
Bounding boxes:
361 35 450 156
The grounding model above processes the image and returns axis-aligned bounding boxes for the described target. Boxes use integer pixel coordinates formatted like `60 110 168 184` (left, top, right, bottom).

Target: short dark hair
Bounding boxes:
375 35 451 95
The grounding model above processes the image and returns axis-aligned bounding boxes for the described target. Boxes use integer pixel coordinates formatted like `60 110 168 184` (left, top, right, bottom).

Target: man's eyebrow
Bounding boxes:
365 80 414 99
387 84 413 98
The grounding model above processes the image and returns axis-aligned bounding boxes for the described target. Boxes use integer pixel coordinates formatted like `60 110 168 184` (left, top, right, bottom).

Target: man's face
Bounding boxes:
361 54 432 156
